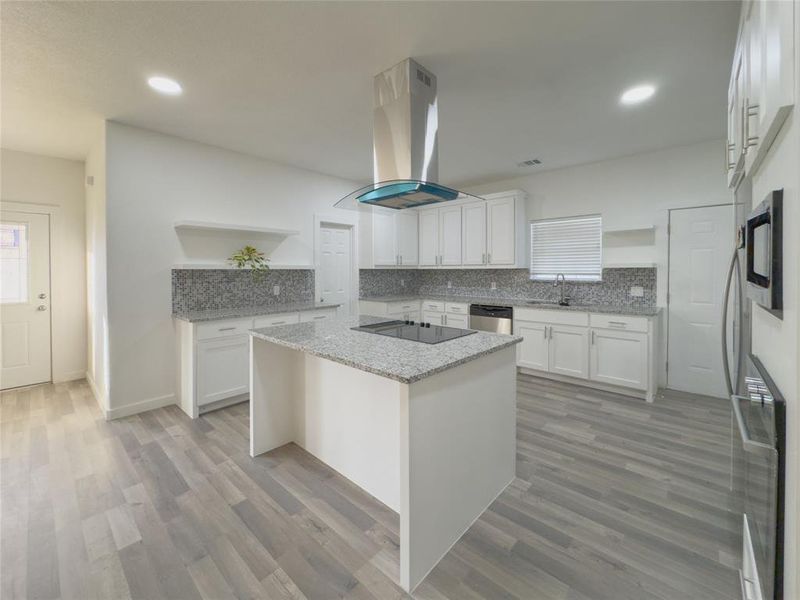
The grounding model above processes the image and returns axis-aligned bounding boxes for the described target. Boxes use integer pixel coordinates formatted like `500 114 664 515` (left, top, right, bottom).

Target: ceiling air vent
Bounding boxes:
517 158 542 167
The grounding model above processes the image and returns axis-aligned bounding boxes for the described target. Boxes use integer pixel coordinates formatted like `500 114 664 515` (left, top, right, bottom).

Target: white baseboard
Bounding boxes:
85 370 107 416
54 370 86 383
105 393 176 420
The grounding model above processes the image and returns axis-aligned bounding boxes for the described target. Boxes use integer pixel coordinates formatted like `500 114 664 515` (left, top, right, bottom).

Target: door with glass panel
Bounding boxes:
1 211 51 389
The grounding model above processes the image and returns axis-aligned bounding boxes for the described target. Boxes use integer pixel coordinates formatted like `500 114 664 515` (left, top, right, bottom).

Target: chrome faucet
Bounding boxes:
554 273 569 306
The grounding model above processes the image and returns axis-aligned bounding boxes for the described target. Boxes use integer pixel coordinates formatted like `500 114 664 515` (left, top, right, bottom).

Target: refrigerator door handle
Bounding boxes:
721 248 743 397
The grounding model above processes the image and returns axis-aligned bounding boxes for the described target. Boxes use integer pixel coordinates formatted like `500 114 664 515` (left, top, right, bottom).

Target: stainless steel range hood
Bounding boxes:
335 59 480 211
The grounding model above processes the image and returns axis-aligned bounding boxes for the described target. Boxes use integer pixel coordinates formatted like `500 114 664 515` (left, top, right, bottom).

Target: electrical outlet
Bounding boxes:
273 285 280 296
630 286 644 298
490 282 497 290
400 279 405 287
447 281 452 289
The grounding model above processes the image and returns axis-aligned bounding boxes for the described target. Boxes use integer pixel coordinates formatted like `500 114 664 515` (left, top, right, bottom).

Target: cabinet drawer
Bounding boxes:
387 300 421 314
445 302 469 315
422 300 445 312
299 308 335 323
589 313 648 333
422 311 445 325
514 308 589 327
196 318 254 341
253 313 300 329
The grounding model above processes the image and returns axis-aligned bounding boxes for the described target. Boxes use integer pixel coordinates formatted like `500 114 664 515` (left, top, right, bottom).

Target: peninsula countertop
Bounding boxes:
361 295 661 317
249 315 522 384
173 301 341 323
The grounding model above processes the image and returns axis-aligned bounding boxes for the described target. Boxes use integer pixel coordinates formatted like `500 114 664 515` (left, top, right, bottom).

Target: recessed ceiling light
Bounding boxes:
147 76 182 96
620 84 656 105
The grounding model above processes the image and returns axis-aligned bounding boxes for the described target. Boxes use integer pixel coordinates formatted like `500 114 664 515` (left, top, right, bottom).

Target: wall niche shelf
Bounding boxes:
173 220 300 237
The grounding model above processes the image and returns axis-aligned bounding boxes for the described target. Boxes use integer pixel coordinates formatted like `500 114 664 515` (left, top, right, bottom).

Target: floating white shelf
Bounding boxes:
172 262 313 270
174 220 300 237
603 262 656 269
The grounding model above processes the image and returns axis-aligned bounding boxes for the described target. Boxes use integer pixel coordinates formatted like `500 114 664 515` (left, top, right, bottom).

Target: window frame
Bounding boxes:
529 214 603 282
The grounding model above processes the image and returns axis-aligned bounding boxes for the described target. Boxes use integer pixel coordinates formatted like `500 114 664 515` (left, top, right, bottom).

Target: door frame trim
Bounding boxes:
665 202 734 394
0 200 59 387
313 212 359 316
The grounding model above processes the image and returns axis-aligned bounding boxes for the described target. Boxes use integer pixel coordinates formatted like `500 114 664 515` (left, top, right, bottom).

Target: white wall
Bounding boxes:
468 138 733 384
0 148 87 382
102 121 357 417
748 14 800 597
85 128 109 411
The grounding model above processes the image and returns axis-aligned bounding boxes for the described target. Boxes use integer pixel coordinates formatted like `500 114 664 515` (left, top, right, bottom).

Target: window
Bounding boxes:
530 214 602 281
1 221 29 303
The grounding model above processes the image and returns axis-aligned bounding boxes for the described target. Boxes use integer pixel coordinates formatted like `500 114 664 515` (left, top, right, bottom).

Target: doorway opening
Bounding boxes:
314 215 358 316
666 203 735 398
1 210 52 389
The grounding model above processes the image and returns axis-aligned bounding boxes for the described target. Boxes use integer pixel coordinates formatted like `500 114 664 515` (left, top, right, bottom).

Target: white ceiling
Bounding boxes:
1 1 739 186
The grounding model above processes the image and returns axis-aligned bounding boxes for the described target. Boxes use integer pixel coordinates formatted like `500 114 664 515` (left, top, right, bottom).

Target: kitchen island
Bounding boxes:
249 315 521 592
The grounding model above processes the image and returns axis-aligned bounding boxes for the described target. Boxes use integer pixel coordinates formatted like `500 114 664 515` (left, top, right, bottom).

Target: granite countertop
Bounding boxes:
249 315 522 384
173 301 341 323
360 295 661 317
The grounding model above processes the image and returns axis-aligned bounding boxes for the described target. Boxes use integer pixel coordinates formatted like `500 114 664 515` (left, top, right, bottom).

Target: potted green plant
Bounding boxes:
229 245 270 281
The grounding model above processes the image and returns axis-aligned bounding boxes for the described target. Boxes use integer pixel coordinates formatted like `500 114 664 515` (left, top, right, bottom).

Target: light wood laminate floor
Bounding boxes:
1 374 740 599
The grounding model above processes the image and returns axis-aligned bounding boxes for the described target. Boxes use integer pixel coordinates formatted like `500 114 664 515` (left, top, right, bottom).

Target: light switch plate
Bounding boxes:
447 281 452 288
630 286 644 298
400 279 405 287
273 285 280 296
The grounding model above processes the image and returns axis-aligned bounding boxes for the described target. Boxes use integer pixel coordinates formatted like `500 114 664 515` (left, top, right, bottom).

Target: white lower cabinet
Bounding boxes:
516 321 549 371
444 313 469 329
177 307 337 418
515 308 656 401
589 328 648 390
362 299 469 328
197 336 249 407
549 325 589 379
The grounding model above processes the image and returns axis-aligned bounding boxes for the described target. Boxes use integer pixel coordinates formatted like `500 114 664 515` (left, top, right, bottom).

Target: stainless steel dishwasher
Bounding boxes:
469 304 513 334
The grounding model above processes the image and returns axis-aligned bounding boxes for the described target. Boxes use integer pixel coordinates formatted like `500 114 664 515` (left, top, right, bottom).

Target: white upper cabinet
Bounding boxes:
396 211 418 266
372 211 397 266
370 210 418 267
418 208 439 266
486 196 517 265
438 206 463 266
462 201 487 266
364 190 527 269
728 0 795 185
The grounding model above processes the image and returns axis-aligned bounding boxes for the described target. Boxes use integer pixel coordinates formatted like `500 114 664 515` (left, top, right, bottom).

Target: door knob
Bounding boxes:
37 305 47 311
38 293 47 299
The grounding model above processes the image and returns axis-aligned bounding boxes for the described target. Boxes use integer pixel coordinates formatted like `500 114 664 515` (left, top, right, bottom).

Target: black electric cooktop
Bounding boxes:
351 320 477 344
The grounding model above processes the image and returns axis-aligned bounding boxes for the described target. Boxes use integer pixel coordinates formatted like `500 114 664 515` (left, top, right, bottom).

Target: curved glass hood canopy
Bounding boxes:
334 58 480 211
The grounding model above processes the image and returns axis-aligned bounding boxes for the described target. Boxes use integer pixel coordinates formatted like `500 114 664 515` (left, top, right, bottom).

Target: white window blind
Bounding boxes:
530 214 602 281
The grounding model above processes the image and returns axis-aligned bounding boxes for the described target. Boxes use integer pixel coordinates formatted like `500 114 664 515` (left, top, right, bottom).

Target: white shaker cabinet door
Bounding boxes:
197 335 249 406
589 328 648 390
444 313 469 329
548 324 589 379
418 209 439 267
486 196 516 265
373 211 397 266
462 201 487 266
396 211 419 266
438 206 462 266
515 321 549 372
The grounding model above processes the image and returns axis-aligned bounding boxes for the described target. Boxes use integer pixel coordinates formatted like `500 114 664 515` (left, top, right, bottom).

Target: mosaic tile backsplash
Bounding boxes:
360 267 656 307
172 269 314 313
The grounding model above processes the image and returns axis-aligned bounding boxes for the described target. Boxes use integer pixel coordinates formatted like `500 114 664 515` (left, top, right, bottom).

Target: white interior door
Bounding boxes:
668 205 734 398
1 211 51 389
318 224 352 315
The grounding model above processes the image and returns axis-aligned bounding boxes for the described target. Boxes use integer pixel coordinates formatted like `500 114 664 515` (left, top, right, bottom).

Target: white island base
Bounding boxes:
250 338 517 592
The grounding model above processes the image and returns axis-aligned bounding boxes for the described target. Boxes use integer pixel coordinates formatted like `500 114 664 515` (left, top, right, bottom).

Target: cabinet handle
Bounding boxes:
591 331 595 345
487 252 491 263
543 326 547 339
218 327 236 331
482 253 486 264
272 321 286 326
443 315 447 325
608 321 627 328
